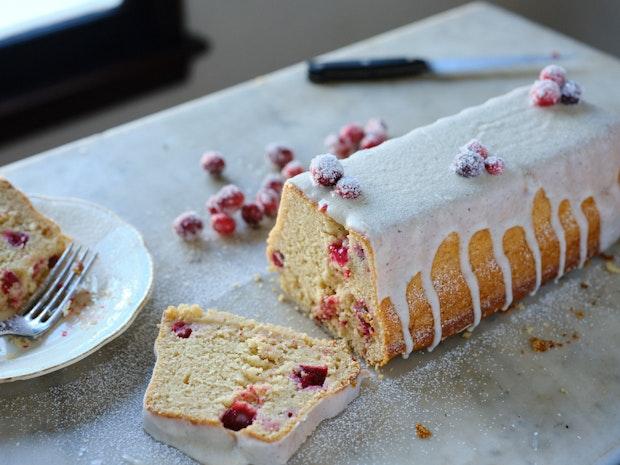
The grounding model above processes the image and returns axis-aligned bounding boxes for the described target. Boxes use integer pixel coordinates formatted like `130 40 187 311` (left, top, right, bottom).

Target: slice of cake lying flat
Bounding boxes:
267 85 620 367
0 178 69 315
143 305 363 465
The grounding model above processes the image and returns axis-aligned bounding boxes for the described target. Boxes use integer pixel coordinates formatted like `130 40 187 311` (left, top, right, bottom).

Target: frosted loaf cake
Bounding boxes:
143 305 363 465
267 86 620 366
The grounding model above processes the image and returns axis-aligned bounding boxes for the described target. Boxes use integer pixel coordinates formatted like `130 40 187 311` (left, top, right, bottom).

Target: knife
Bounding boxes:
307 53 564 83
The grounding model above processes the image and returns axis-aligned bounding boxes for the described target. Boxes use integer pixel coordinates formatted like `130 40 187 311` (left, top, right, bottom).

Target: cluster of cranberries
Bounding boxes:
324 118 388 159
174 145 309 240
530 65 582 107
310 154 362 200
451 139 506 178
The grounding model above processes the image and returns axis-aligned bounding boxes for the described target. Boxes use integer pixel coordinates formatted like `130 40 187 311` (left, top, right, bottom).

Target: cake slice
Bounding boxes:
0 178 70 315
267 85 620 367
143 305 363 465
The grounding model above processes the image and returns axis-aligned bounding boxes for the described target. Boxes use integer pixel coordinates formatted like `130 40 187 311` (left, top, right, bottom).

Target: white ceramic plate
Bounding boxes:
0 195 153 382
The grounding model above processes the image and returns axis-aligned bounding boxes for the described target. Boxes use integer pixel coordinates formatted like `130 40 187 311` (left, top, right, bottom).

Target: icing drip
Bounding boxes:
523 222 542 295
550 202 567 281
575 206 590 268
490 227 514 311
421 270 442 351
458 231 482 329
291 86 620 357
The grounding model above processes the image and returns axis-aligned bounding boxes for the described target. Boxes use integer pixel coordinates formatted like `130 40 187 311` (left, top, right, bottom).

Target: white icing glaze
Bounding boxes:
143 380 363 465
490 227 513 311
523 220 542 295
459 229 482 329
292 86 620 355
550 201 567 282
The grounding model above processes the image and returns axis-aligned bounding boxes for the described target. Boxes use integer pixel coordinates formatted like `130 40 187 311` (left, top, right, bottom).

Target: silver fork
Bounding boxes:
0 243 97 338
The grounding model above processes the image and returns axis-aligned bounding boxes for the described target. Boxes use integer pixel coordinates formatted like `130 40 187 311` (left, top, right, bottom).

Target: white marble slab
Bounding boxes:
0 3 619 464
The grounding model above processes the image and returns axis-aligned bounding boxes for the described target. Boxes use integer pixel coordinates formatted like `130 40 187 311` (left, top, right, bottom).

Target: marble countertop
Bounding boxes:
1 3 619 464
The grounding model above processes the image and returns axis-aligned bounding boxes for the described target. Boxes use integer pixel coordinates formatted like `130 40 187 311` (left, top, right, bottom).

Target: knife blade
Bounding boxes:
307 53 564 83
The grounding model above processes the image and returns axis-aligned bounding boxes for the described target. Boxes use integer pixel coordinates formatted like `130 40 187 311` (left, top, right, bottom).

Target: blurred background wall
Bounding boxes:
1 0 618 164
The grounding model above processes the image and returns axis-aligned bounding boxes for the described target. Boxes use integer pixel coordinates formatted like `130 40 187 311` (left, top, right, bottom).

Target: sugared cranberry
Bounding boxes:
364 118 388 138
451 151 485 178
359 133 386 150
315 295 338 321
281 161 305 179
256 188 279 217
172 212 204 241
206 195 220 214
172 321 192 338
221 401 257 431
271 250 284 268
211 213 236 236
266 143 295 169
561 80 582 105
324 134 356 159
334 176 361 200
328 241 348 267
241 203 264 227
539 64 567 87
484 156 506 175
310 154 344 187
530 79 561 107
262 175 284 194
339 123 365 145
1 270 20 295
216 185 245 213
2 230 29 248
461 139 489 159
200 151 226 176
293 364 328 389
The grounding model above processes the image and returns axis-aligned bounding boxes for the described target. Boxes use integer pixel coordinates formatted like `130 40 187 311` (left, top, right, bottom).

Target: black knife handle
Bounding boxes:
307 57 430 83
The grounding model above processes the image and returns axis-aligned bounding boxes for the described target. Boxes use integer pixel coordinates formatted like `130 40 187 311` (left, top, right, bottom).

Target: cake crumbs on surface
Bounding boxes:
277 294 286 302
461 331 472 339
415 423 432 439
572 309 585 319
580 281 590 289
529 337 558 352
604 260 620 274
560 387 568 395
253 274 262 282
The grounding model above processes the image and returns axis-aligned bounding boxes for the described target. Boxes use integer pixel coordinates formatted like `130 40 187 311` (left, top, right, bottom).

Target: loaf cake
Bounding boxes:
143 305 363 465
0 178 69 315
267 85 620 367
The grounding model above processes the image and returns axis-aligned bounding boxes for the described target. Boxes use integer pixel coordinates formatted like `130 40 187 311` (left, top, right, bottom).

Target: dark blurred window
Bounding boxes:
0 0 204 143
